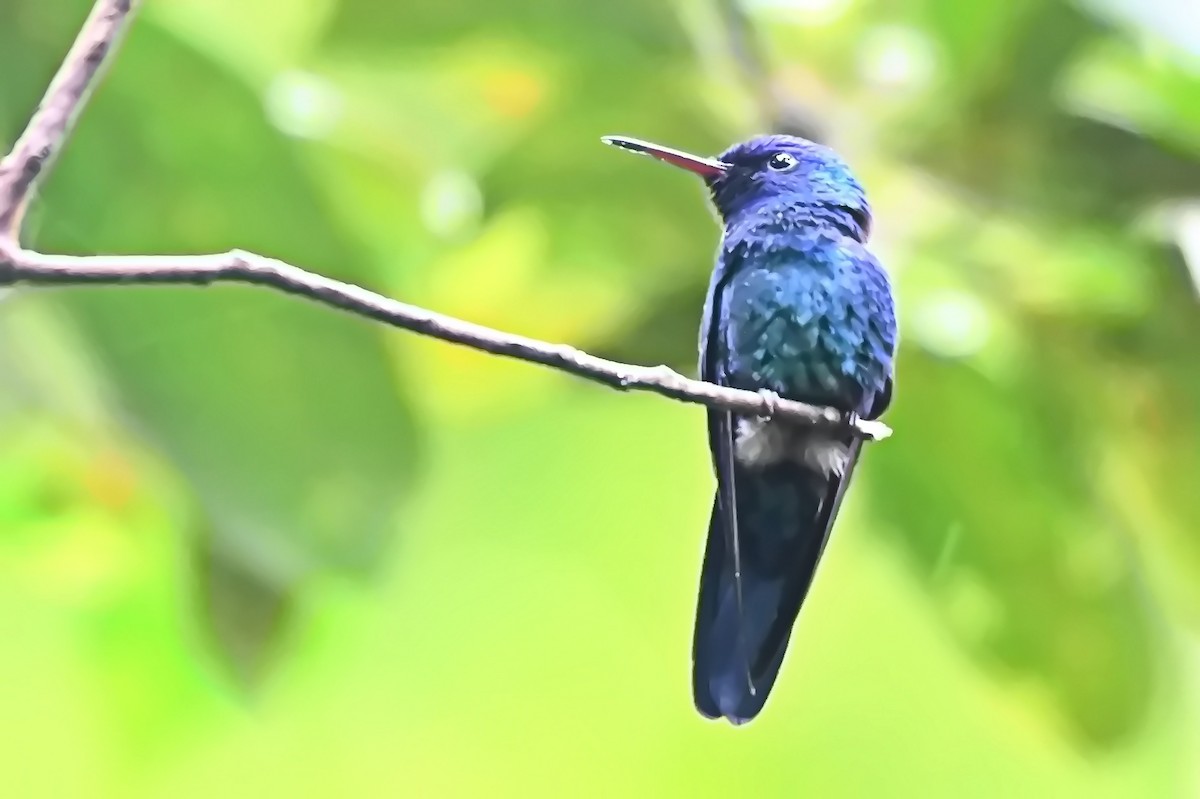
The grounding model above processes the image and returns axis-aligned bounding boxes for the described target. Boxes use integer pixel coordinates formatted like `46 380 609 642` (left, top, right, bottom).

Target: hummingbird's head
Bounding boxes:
601 133 871 240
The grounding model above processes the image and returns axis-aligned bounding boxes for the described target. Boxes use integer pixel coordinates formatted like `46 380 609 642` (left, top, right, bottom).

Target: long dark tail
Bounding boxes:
691 444 860 724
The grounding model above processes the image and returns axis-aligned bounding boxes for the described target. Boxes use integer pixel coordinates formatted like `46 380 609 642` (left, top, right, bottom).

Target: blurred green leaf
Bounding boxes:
864 345 1158 745
3 6 422 676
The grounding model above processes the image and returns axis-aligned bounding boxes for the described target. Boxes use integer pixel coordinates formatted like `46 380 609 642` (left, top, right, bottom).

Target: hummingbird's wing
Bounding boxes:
696 267 756 699
795 377 891 586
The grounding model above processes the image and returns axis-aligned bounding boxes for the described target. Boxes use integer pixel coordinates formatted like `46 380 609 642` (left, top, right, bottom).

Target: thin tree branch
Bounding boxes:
715 0 825 142
0 244 891 440
0 0 891 442
0 0 137 238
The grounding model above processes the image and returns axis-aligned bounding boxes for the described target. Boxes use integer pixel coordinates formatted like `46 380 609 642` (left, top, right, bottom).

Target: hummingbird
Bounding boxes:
602 133 897 724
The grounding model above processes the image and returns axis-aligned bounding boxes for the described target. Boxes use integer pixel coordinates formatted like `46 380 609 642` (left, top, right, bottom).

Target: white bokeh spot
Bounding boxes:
859 25 938 95
264 70 344 140
913 290 993 358
420 171 484 240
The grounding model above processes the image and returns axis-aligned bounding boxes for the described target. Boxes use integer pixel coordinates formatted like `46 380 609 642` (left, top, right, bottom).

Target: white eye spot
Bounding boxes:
767 152 798 172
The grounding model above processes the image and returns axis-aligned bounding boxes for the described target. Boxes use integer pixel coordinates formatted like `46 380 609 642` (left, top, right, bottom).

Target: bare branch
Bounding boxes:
0 243 892 440
715 0 825 142
0 0 138 238
0 0 891 444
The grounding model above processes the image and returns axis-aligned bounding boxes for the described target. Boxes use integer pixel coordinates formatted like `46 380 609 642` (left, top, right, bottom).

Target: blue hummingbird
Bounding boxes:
603 133 897 724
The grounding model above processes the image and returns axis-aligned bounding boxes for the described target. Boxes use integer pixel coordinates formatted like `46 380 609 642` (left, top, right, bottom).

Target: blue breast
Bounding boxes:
717 213 895 414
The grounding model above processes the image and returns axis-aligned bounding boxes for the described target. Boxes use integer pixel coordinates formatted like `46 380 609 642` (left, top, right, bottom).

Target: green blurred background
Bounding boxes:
1 0 1199 795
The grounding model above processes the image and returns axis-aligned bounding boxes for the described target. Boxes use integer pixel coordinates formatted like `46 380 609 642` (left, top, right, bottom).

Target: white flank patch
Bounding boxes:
736 418 789 466
736 420 851 477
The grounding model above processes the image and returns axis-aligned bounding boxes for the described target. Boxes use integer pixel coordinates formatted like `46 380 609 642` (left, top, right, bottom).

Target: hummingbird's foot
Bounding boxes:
804 438 852 477
756 389 781 421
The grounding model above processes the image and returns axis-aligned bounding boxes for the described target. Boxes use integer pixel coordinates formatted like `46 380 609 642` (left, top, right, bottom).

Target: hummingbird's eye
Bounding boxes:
767 152 798 172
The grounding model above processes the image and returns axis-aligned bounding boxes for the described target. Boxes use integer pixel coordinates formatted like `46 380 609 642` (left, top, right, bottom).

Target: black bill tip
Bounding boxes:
601 135 728 179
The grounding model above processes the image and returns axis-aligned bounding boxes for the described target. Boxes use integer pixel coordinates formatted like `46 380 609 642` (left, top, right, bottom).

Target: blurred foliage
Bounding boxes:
0 0 1198 796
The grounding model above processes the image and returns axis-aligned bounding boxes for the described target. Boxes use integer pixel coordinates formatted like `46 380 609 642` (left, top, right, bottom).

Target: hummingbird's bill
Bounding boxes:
601 135 729 179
